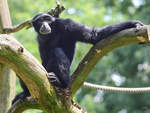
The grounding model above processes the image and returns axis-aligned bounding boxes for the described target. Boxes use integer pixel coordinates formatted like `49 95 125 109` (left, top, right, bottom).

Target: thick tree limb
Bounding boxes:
70 25 149 96
0 0 16 112
0 34 83 113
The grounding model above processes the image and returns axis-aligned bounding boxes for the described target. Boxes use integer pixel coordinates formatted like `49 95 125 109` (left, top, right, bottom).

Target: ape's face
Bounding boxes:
32 13 55 35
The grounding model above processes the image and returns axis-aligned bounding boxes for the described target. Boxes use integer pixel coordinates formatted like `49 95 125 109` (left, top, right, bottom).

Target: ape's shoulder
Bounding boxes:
55 18 76 26
55 17 88 33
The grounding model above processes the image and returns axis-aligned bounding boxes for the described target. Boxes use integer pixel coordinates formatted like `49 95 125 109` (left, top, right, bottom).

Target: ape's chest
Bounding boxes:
48 32 70 47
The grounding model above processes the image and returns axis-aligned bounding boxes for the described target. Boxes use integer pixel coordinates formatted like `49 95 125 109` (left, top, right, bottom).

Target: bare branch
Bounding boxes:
48 0 65 17
0 1 65 34
1 20 32 34
70 25 149 96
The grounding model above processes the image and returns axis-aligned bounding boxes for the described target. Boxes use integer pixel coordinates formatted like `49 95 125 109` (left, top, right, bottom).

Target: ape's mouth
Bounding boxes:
39 29 51 35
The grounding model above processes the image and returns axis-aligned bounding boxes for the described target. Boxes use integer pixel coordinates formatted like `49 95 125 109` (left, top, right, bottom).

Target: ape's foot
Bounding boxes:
136 21 144 27
47 72 70 99
12 92 28 105
131 20 144 33
130 20 144 28
54 87 70 100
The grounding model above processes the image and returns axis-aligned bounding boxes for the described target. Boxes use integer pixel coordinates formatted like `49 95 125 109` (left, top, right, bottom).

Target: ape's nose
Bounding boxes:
41 24 46 31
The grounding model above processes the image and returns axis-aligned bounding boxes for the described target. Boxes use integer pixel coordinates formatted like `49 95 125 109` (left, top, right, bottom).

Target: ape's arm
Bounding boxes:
64 19 143 44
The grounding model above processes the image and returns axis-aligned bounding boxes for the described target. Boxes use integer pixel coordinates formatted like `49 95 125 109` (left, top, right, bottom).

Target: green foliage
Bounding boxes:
8 0 150 113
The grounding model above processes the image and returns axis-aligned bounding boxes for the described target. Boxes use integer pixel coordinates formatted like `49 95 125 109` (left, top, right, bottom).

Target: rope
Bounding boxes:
83 82 150 93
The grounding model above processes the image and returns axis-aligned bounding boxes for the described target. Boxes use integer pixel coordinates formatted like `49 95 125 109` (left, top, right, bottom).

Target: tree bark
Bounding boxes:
0 0 16 113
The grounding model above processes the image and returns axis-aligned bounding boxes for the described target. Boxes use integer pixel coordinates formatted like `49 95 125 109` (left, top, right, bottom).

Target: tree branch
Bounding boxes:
0 34 83 113
0 0 65 34
48 0 65 17
8 97 42 113
70 25 149 96
8 97 86 113
1 20 32 34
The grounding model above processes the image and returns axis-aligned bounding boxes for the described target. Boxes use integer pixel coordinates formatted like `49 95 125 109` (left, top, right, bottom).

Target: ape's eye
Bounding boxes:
38 18 44 22
44 17 51 21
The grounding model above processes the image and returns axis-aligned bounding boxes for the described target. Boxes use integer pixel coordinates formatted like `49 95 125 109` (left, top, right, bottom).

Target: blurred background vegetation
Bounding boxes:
8 0 150 113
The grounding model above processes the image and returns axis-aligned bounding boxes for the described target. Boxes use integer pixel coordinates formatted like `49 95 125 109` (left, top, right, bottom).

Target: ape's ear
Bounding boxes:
51 17 55 22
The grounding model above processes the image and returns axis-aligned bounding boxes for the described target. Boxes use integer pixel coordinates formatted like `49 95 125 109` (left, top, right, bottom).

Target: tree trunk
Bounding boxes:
0 0 16 113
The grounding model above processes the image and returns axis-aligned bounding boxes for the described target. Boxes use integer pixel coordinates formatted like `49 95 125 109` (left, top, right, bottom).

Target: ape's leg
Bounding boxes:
12 80 30 104
46 48 71 99
47 72 70 99
46 48 71 88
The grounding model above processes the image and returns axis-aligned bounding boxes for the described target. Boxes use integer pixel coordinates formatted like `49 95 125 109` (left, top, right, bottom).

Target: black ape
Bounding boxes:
13 13 143 103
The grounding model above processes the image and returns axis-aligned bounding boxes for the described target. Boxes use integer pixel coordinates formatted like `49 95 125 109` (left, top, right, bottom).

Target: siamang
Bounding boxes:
13 13 143 103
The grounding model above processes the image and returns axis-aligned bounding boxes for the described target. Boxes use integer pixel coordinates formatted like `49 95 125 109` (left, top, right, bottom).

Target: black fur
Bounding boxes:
12 13 143 104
